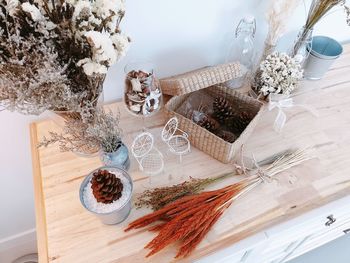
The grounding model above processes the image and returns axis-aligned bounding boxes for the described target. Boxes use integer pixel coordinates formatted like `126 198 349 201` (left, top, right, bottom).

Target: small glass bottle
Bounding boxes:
225 15 256 89
291 26 313 66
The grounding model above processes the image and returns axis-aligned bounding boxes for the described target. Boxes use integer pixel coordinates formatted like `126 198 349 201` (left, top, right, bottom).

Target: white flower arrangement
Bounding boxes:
258 52 303 96
0 0 130 115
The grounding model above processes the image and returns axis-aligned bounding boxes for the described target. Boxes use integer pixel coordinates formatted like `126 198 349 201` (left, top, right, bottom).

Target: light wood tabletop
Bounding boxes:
30 44 350 263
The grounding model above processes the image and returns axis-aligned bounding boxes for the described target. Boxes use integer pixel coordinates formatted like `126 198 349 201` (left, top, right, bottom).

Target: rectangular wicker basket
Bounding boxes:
160 63 263 163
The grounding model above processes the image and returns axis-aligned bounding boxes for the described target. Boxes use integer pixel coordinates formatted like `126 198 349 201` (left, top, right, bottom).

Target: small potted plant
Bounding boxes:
80 166 133 224
87 108 130 170
40 108 130 168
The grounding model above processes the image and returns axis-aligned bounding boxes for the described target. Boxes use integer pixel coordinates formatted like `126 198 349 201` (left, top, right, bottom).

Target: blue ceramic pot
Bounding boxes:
99 143 130 170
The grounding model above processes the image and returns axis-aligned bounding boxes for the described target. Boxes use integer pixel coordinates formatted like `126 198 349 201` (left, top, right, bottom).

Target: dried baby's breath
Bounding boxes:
39 108 122 153
38 118 99 153
86 108 123 153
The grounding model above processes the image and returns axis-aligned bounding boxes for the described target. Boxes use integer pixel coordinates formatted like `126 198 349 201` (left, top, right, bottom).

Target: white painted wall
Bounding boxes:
1 0 349 259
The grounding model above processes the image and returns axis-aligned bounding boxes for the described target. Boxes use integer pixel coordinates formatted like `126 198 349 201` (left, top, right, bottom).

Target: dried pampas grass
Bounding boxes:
262 0 301 60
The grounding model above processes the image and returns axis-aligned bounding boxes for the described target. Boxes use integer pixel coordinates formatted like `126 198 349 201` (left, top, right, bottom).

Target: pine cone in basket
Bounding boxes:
225 111 253 134
91 170 123 204
212 97 235 123
197 114 220 132
216 130 237 143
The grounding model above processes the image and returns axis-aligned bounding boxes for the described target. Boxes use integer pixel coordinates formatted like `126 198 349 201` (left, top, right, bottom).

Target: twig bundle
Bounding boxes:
125 149 311 258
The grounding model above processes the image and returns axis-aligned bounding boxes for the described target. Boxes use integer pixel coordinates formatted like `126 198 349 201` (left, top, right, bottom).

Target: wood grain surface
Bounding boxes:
30 44 350 263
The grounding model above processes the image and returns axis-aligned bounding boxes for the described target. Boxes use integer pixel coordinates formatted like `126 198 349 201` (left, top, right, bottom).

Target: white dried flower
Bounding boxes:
72 0 91 20
258 52 303 96
77 58 108 76
6 0 18 16
21 2 43 21
93 0 125 19
111 33 130 58
85 31 117 64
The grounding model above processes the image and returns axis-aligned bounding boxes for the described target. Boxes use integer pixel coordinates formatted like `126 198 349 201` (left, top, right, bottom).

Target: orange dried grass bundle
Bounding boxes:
125 178 259 258
125 149 310 258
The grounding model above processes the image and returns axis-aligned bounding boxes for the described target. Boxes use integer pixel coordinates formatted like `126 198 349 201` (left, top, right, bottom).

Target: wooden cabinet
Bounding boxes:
196 233 267 263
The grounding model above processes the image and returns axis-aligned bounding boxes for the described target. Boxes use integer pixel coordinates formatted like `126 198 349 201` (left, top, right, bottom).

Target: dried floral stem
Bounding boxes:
125 149 311 259
136 150 298 211
293 0 349 56
135 172 233 211
265 0 301 47
39 107 122 153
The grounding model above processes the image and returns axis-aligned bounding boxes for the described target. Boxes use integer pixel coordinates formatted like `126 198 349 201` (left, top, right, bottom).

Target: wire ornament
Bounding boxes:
140 148 164 175
131 132 164 176
131 132 153 158
162 117 191 163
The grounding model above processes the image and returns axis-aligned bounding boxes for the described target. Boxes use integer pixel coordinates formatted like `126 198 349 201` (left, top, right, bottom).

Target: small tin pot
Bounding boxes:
304 36 343 80
79 166 133 225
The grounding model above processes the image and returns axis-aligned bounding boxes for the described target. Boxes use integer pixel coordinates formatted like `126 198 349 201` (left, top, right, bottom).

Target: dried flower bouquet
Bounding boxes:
255 52 303 96
0 0 129 118
126 149 311 258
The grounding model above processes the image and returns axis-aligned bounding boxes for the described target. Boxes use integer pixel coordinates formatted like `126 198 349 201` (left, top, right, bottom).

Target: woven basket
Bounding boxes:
160 63 242 96
161 63 263 163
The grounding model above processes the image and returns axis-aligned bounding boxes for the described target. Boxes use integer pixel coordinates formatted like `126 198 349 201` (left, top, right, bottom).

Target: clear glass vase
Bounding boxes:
291 27 313 65
123 61 163 131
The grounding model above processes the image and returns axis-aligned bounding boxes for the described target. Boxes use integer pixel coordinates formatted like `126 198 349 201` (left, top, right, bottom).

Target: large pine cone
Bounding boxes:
197 114 220 132
91 170 123 204
212 97 235 123
225 111 253 134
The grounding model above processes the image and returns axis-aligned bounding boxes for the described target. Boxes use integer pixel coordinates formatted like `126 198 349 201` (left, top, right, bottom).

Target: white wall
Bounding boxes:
1 0 349 259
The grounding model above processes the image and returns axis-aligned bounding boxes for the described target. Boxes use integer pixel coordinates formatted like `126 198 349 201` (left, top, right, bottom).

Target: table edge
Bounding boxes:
30 123 49 263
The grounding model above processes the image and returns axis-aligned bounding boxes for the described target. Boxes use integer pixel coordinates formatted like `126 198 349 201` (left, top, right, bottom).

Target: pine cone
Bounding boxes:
225 111 253 134
216 130 237 143
197 114 220 132
212 97 235 123
91 170 124 204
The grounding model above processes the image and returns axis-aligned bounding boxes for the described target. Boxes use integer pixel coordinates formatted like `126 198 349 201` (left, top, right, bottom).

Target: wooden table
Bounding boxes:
30 44 350 263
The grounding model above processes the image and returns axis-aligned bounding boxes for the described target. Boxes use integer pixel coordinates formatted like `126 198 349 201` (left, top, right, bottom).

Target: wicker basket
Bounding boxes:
161 63 263 163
